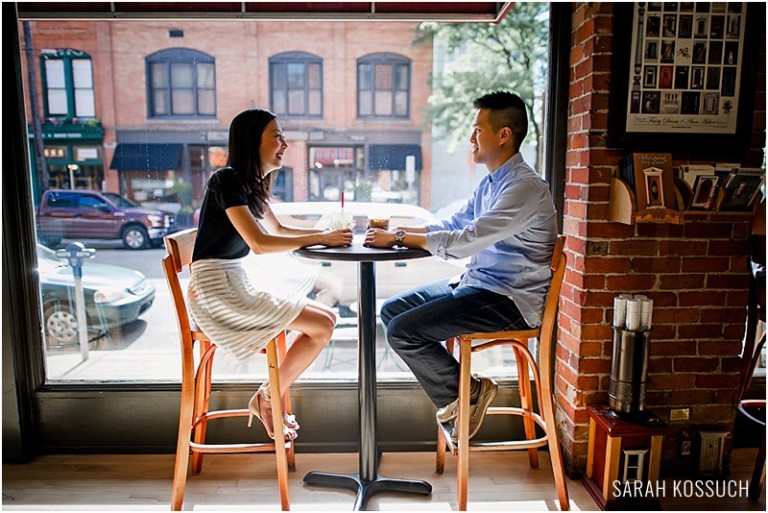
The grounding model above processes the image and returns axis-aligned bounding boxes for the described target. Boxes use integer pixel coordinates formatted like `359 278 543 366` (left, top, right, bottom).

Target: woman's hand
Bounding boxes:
322 228 353 247
363 228 395 248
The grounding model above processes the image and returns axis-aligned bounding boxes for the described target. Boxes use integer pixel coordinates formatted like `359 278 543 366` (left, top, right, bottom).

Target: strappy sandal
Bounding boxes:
247 383 298 440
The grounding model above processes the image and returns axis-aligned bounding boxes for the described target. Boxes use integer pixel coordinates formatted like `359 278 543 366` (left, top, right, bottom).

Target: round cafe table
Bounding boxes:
294 239 433 510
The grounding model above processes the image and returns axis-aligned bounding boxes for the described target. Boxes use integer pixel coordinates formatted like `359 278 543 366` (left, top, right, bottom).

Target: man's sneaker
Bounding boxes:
450 376 498 442
436 398 459 423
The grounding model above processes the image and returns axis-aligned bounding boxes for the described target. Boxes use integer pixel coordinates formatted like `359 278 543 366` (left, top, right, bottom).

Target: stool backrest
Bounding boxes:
162 228 201 363
538 235 567 372
540 236 567 335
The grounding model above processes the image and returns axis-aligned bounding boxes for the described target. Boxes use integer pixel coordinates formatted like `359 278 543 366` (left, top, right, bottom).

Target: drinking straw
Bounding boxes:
341 191 345 210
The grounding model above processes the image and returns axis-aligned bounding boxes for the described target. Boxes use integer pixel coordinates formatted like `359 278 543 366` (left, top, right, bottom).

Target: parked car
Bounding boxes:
36 189 176 249
37 243 156 347
270 202 468 307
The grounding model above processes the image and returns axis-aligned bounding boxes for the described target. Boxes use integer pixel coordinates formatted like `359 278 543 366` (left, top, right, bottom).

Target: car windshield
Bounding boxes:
102 192 139 208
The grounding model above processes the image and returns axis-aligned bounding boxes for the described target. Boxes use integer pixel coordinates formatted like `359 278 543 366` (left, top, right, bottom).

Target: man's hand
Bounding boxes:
364 228 395 248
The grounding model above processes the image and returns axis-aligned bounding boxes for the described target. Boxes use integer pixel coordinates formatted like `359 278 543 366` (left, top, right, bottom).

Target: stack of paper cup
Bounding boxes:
614 296 628 327
640 298 653 330
613 294 653 331
625 298 641 330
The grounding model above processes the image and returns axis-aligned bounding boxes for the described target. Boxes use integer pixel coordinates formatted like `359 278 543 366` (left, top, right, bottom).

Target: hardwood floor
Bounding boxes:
2 448 763 511
3 450 595 511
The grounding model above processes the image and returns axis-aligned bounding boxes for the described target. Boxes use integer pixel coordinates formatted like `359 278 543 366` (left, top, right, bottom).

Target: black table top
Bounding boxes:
294 239 430 263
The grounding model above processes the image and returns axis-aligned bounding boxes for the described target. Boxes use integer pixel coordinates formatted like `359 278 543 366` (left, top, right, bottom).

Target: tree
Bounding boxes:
418 3 549 169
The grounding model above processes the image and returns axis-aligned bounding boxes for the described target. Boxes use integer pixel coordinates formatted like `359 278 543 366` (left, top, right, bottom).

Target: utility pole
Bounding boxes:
23 21 49 200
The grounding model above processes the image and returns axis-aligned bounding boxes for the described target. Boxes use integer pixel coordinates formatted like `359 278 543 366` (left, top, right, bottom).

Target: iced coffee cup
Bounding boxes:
368 217 390 230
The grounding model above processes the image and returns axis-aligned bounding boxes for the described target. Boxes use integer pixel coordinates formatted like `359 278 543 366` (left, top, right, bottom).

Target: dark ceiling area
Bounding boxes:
16 2 514 22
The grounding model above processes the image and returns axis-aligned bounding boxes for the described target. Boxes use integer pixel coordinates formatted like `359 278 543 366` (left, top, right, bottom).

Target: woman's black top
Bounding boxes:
192 167 253 262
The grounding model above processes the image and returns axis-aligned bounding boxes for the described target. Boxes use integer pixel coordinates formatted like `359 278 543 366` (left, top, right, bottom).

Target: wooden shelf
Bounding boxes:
609 178 684 225
608 178 755 225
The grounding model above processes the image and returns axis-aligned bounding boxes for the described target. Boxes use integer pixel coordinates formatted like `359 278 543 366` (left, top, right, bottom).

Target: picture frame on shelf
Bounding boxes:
644 167 666 208
719 170 765 212
690 174 720 210
608 2 759 155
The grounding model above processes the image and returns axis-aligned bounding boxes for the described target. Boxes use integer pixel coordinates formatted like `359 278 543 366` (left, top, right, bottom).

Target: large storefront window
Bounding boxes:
24 8 551 384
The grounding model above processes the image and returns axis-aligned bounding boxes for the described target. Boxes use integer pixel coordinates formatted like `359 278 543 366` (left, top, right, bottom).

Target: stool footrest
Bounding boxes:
437 418 550 455
190 440 291 454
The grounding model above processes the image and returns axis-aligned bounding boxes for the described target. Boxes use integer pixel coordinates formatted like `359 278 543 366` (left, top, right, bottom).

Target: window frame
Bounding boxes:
356 53 411 120
40 48 96 119
268 51 324 118
5 5 577 458
145 48 217 119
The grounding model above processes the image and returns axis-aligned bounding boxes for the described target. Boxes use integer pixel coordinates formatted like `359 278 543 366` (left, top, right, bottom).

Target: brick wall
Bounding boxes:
559 3 765 476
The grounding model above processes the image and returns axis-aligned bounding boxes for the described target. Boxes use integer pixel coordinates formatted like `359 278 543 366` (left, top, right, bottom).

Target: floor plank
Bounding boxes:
3 449 764 511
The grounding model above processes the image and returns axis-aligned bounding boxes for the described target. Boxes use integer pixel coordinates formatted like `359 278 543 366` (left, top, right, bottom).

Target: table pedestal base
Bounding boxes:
303 471 432 510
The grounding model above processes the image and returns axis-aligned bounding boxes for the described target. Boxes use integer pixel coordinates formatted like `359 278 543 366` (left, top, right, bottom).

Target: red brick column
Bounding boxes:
557 3 763 476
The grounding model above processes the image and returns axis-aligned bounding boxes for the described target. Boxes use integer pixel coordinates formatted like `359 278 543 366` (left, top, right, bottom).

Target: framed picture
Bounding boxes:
609 2 758 154
690 175 720 210
720 172 765 211
644 167 666 208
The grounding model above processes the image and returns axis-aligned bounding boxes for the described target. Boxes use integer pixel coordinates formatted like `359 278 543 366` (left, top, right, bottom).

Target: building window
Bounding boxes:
41 49 95 119
146 48 216 118
269 52 323 117
357 53 410 119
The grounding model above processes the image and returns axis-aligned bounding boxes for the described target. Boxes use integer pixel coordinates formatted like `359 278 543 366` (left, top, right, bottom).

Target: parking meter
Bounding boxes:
56 242 96 361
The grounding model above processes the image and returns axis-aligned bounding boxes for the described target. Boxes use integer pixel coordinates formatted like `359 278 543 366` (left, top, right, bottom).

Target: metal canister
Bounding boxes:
608 327 651 416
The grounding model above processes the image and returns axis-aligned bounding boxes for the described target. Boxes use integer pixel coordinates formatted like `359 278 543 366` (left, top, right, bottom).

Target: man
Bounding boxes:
364 91 558 441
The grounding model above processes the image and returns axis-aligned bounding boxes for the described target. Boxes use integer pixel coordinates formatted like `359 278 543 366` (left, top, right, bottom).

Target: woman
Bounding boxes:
189 109 353 440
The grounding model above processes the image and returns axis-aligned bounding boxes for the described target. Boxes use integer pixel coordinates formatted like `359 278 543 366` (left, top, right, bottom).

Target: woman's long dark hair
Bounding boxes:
213 108 277 219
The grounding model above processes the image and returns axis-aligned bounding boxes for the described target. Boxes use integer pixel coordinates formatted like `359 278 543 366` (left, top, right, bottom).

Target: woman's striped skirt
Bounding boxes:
188 258 308 362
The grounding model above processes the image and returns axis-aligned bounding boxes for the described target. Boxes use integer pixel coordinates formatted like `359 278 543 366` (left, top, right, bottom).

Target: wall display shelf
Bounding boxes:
609 178 757 225
609 178 684 225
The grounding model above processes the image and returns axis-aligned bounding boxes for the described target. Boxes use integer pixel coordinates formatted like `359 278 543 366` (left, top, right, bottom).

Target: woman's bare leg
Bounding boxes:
255 301 335 433
276 301 336 394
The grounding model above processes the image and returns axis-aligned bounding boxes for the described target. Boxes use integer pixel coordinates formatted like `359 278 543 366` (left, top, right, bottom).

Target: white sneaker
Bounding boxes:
450 376 498 442
436 398 459 423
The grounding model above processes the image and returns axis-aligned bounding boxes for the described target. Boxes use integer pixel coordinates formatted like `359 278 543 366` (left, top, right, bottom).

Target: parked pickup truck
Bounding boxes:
36 189 175 249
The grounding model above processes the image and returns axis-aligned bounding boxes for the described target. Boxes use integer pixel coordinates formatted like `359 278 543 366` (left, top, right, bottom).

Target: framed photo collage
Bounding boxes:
625 2 746 135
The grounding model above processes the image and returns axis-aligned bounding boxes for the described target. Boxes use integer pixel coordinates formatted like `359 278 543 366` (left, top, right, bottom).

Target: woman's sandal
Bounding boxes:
247 383 298 440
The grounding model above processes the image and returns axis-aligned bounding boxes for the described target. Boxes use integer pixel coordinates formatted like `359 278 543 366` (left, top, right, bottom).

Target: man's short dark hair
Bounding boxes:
473 91 528 149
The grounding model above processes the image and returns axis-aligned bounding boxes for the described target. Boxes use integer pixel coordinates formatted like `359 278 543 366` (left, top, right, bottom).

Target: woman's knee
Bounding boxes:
292 305 335 342
310 309 336 342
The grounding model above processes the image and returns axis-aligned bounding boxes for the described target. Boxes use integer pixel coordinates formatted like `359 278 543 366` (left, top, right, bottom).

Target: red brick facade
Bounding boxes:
21 20 433 207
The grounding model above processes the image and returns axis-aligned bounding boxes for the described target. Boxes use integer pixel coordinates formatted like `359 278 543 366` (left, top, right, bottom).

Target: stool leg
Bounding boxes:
436 424 447 474
266 338 291 511
514 344 539 469
749 429 766 501
171 369 195 510
457 337 472 511
191 343 214 474
540 367 570 510
436 337 457 474
276 332 296 472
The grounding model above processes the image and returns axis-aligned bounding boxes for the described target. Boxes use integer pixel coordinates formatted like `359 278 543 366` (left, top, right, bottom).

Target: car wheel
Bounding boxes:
43 302 78 347
122 225 149 249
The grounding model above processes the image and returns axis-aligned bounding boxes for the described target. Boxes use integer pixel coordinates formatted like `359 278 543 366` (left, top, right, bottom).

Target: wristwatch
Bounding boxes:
394 230 406 247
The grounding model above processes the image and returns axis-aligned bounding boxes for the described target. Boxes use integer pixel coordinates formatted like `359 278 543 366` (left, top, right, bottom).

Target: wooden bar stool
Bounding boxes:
435 235 570 511
163 228 295 511
737 199 766 501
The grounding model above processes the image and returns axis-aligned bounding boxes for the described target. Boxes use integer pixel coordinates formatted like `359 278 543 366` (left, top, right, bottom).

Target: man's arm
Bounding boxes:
426 179 546 260
363 228 428 250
